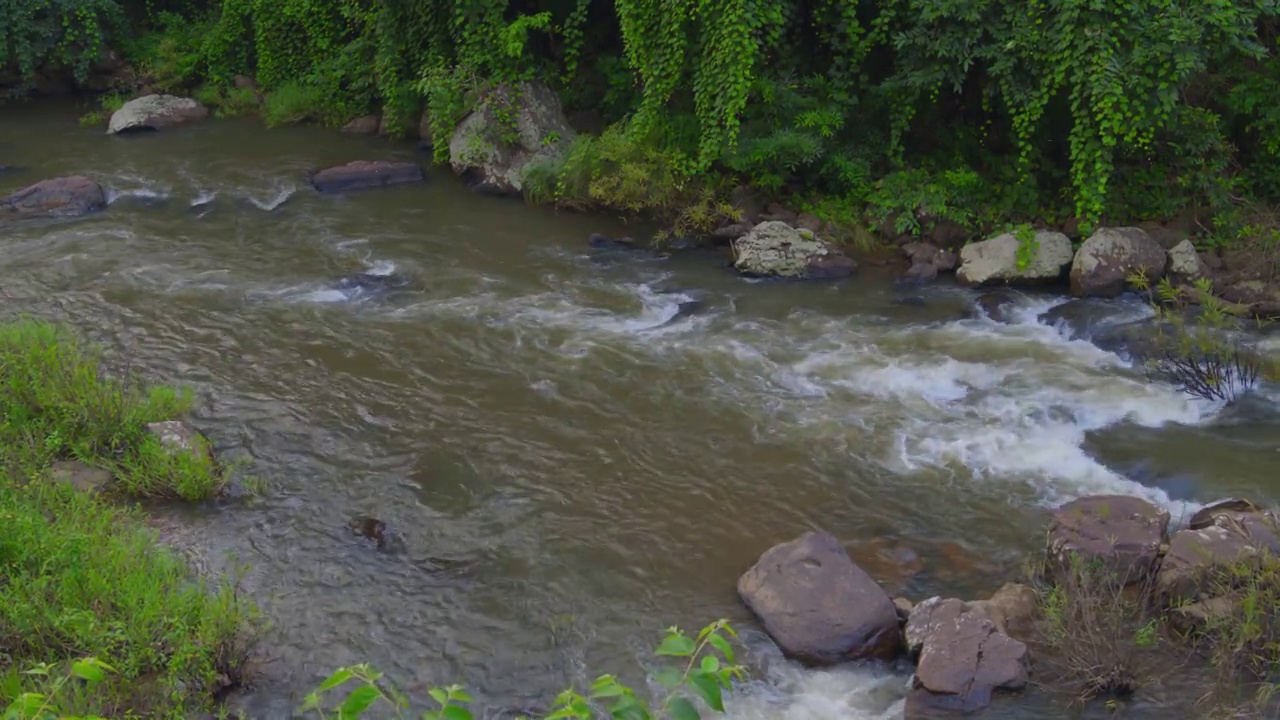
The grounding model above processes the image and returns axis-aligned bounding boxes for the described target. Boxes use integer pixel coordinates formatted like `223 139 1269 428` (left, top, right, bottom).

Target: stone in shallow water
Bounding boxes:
904 596 1029 714
1046 495 1169 585
310 161 425 193
738 531 901 665
1 175 106 221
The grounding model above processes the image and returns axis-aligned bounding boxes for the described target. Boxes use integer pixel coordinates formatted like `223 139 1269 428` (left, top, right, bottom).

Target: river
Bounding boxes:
2 100 1278 719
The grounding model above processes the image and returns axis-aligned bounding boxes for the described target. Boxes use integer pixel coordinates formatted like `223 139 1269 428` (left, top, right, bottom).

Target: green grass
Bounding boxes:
193 84 259 119
262 82 331 127
0 320 257 717
0 320 226 501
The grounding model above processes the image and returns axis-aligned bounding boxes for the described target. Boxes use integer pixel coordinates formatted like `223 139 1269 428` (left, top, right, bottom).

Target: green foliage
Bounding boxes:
1196 551 1280 712
193 83 259 118
1014 224 1039 272
0 0 125 95
299 621 745 719
0 320 228 501
3 657 116 720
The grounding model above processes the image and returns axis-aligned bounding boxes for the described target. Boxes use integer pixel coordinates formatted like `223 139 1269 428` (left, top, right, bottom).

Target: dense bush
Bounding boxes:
8 1 1280 235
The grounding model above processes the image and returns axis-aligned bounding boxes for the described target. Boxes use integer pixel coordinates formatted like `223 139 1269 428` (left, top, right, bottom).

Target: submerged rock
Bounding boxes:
731 221 857 280
974 289 1020 324
904 596 1030 714
48 460 114 495
108 94 209 134
956 230 1074 286
737 531 901 665
1070 227 1167 297
1046 495 1169 585
1 175 106 221
448 81 575 195
587 233 641 251
310 161 425 193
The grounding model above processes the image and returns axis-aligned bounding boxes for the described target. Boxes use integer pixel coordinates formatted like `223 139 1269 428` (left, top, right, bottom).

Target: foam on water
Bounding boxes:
724 655 907 720
243 182 296 211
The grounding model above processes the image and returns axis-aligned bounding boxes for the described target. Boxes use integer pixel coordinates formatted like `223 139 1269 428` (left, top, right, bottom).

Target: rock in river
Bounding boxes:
904 596 1030 714
1046 495 1169 585
737 531 901 665
731 221 857 280
310 161 425 193
1070 226 1167 297
448 81 575 195
108 94 209 134
956 230 1074 286
145 420 218 473
1156 499 1280 608
1 175 106 221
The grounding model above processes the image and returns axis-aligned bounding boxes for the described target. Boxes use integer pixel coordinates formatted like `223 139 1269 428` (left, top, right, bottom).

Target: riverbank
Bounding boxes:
0 321 256 718
1 102 1278 718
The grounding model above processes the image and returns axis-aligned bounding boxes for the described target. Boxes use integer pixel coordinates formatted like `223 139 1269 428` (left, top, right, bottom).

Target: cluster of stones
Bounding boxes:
738 495 1279 716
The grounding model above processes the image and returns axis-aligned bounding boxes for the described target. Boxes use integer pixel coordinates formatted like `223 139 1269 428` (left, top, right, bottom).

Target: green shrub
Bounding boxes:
193 83 259 118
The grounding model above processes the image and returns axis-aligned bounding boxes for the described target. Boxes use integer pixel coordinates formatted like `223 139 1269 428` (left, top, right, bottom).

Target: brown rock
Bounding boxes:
709 222 753 242
233 75 258 91
1 175 106 221
341 115 381 134
729 185 766 224
310 161 425 193
761 202 798 224
796 212 824 233
926 219 969 250
738 531 902 665
967 583 1038 642
1190 498 1266 529
894 597 915 622
900 242 959 284
847 537 924 592
1046 495 1170 585
1218 280 1280 317
1156 505 1280 605
48 461 114 495
904 597 1029 713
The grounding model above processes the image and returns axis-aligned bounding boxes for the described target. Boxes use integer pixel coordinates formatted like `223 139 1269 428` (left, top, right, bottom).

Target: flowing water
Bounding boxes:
3 101 1279 719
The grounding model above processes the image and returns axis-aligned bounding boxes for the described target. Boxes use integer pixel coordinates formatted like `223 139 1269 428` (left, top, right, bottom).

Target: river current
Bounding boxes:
2 101 1278 719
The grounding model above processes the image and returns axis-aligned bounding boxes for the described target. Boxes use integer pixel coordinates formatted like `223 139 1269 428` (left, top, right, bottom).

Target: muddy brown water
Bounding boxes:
2 100 1279 719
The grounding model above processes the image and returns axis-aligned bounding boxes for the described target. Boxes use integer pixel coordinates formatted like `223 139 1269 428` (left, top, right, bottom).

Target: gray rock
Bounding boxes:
974 290 1019 324
1069 227 1167 297
145 420 216 470
48 461 114 495
310 161 425 193
1166 239 1206 282
1 175 106 221
108 94 209 134
1219 280 1280 317
956 231 1073 286
904 597 1029 713
731 221 857 280
738 531 901 665
1046 495 1170 585
341 115 381 134
966 583 1038 642
448 81 575 195
709 222 753 242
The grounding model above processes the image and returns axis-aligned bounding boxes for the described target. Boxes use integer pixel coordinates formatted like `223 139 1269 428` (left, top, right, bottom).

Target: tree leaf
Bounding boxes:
442 705 473 720
316 668 355 693
655 634 696 657
652 666 683 689
700 656 720 674
70 659 106 683
689 674 724 712
338 685 380 718
667 697 700 720
706 634 735 664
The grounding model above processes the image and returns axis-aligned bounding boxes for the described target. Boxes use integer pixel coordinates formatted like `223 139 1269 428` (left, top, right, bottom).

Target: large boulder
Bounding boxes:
731 221 857 280
737 531 901 665
1 176 106 221
1069 227 1167 297
1155 499 1280 606
448 81 575 195
955 231 1073 286
108 94 209 134
904 597 1030 714
310 161 425 193
1046 495 1170 585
